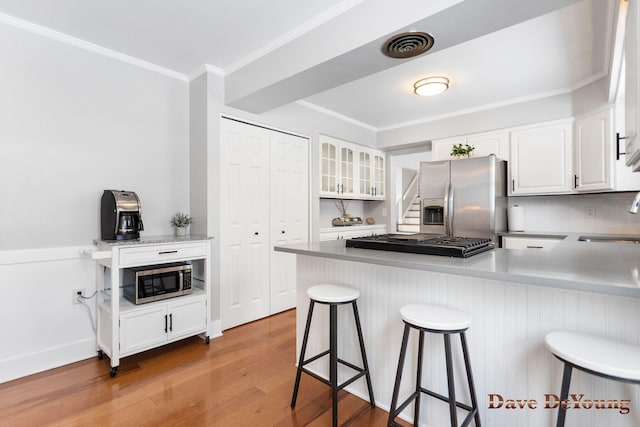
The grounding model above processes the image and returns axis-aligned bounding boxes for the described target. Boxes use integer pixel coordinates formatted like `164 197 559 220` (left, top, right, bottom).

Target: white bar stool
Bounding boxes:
545 331 640 427
291 284 375 427
388 304 481 427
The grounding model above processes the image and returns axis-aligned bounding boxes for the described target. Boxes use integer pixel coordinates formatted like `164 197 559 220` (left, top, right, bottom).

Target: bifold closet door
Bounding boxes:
270 131 309 314
220 118 270 330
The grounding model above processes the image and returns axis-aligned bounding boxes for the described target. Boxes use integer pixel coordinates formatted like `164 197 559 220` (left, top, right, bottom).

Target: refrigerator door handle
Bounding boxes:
443 180 451 235
449 184 455 237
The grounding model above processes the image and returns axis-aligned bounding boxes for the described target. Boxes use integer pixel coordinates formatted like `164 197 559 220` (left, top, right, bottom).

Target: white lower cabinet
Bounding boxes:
119 295 206 355
501 236 563 251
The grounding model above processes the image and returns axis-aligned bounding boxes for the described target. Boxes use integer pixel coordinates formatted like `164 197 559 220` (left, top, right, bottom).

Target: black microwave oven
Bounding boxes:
123 262 192 304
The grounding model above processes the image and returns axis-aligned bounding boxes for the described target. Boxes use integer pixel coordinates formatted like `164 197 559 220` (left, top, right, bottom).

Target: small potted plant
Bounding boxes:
451 143 475 159
170 212 192 236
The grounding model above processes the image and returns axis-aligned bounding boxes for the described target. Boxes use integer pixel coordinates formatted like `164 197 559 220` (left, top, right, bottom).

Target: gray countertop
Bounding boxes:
95 234 210 249
275 232 640 298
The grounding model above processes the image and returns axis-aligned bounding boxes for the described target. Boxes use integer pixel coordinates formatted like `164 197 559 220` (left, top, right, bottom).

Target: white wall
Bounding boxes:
0 22 189 383
0 24 189 250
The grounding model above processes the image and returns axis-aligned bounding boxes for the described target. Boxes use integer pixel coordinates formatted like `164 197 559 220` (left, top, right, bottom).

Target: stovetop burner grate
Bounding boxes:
345 234 494 257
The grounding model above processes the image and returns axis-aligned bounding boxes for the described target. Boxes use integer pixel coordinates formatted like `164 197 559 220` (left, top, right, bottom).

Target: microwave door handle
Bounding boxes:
178 270 183 291
443 180 450 235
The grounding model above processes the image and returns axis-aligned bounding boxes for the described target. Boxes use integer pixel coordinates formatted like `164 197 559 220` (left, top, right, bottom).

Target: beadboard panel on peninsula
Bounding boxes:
295 255 640 427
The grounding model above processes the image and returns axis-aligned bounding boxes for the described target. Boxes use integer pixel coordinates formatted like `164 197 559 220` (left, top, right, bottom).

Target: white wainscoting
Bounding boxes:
296 255 640 427
0 246 98 383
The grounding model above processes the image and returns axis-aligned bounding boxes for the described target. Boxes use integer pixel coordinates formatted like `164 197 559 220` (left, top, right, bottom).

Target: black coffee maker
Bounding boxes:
101 190 144 241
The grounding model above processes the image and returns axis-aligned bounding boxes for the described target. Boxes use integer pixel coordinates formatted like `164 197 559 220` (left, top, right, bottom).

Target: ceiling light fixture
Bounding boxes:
414 76 449 96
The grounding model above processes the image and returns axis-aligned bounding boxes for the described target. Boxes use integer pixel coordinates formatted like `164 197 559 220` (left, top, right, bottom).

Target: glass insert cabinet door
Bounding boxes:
359 151 372 196
321 141 337 193
373 154 385 197
340 145 355 194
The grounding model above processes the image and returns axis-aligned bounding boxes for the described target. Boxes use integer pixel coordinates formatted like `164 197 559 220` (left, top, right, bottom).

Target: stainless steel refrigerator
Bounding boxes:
419 155 507 242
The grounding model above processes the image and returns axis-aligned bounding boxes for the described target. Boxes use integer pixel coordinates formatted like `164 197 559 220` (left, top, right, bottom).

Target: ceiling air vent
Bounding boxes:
382 32 434 59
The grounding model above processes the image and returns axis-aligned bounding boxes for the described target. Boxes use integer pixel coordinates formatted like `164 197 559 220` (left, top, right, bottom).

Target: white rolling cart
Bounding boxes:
93 236 211 377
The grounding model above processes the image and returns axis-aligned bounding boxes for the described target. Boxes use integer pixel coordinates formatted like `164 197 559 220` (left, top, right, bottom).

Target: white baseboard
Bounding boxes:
209 319 223 338
0 338 97 384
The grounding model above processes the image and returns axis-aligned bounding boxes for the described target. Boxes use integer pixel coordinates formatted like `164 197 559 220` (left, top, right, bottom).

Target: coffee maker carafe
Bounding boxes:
101 190 144 241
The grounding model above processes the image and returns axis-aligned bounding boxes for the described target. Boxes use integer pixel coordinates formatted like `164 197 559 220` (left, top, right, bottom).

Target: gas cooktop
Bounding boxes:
345 234 494 258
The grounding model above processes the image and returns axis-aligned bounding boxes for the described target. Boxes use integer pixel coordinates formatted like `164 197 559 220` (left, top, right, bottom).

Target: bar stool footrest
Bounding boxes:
421 387 474 412
301 349 330 366
299 352 369 391
389 391 420 419
388 388 478 426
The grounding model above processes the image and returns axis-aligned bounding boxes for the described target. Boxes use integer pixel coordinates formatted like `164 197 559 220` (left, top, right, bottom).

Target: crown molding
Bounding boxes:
188 63 225 81
0 12 188 82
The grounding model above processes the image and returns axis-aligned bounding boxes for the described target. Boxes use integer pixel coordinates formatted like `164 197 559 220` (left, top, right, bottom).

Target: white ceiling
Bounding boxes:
0 0 618 131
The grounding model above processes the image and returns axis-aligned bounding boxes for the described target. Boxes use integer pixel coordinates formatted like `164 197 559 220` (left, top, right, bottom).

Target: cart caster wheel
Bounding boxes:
205 336 210 345
110 367 118 377
98 350 104 360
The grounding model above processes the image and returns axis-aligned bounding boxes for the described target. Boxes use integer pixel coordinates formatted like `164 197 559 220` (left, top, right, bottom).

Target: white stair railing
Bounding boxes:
397 172 419 224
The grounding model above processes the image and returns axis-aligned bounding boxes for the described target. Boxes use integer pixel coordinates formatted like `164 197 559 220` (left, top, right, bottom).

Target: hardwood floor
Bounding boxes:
0 309 408 426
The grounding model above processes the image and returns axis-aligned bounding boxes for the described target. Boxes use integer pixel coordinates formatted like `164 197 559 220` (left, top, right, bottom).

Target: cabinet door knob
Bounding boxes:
281 230 285 234
254 232 259 236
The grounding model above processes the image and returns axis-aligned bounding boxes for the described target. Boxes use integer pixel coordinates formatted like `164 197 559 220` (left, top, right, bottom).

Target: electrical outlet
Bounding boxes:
72 288 85 304
585 206 596 219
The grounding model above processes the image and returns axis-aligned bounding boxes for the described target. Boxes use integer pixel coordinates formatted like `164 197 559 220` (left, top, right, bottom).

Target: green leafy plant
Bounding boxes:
170 212 192 227
451 143 475 158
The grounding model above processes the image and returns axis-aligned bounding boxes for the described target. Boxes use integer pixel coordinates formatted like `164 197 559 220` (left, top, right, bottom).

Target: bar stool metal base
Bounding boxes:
388 322 480 427
291 297 375 427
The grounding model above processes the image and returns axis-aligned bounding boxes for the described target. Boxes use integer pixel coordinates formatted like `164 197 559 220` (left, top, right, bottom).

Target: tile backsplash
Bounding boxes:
508 192 640 235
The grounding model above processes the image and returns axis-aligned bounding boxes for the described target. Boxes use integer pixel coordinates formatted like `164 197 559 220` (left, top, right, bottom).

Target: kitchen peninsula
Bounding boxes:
276 236 640 426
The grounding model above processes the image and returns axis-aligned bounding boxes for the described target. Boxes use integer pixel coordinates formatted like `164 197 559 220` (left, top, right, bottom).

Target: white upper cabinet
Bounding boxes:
358 149 372 197
573 107 615 192
509 120 573 195
625 0 640 171
320 137 338 196
320 135 356 197
339 143 357 197
466 131 509 160
372 150 385 200
320 134 385 200
614 100 640 191
432 132 508 162
431 136 466 161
